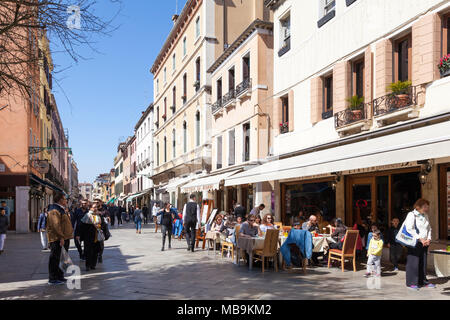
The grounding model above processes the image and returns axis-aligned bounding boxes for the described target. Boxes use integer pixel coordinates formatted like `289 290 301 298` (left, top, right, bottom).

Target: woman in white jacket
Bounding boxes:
404 198 435 290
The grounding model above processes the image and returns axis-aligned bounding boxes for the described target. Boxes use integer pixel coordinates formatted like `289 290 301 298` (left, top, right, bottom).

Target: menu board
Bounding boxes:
207 209 218 225
201 204 209 225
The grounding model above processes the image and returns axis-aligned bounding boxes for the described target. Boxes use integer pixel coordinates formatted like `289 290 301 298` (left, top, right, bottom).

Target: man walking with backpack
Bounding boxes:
182 194 200 252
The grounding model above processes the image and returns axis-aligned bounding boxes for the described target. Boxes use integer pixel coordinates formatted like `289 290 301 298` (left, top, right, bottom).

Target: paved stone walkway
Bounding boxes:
0 223 448 300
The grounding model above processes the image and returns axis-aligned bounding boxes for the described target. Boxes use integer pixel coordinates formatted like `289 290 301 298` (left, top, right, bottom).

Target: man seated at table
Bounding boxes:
302 215 320 233
239 214 262 238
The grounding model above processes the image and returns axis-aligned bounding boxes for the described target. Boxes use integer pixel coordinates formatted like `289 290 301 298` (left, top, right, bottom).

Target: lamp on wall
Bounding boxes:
331 172 342 191
418 160 433 185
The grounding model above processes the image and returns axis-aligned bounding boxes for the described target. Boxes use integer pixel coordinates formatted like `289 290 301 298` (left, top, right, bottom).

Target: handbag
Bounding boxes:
395 212 419 248
59 248 73 273
97 229 106 242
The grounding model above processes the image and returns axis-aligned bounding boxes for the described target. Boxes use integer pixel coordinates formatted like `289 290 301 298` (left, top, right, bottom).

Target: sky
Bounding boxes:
51 0 186 184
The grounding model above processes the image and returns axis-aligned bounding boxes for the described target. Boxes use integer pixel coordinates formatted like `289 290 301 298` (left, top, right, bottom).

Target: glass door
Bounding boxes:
347 177 376 226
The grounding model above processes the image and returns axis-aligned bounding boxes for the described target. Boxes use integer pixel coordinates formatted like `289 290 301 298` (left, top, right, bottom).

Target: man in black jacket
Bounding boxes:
72 200 89 260
233 203 246 219
182 194 200 252
387 217 402 271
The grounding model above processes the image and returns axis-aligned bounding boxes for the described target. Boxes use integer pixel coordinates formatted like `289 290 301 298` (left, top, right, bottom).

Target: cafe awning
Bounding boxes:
181 170 242 194
127 192 145 202
106 197 116 204
225 121 450 186
164 176 196 193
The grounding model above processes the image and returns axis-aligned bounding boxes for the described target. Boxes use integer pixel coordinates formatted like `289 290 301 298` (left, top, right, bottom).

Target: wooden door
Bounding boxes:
346 176 377 226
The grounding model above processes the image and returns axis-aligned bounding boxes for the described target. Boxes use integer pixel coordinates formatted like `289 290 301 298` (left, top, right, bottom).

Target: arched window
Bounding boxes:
183 121 187 153
172 129 176 159
195 111 200 147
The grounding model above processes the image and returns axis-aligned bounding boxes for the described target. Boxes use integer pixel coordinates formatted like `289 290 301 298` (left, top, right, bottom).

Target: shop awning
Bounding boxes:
225 121 450 186
30 174 65 194
164 176 196 193
106 198 116 204
126 192 145 202
181 170 242 194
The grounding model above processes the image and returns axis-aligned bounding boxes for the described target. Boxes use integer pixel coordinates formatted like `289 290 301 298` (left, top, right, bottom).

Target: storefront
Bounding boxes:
439 163 450 241
281 178 336 226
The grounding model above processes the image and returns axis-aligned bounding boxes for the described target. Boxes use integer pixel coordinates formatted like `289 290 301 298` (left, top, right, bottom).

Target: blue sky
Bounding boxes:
52 0 186 183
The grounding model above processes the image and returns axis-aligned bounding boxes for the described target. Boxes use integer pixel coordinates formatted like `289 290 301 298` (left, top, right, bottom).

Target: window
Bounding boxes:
156 106 160 129
172 54 176 71
164 67 167 83
183 37 187 56
394 34 412 82
216 78 222 101
228 67 235 92
156 143 160 166
352 59 365 98
243 123 250 162
217 136 223 170
279 13 291 56
172 129 176 159
243 55 250 81
323 74 333 118
148 146 151 161
195 111 201 147
164 97 167 121
195 57 201 91
195 17 200 38
164 137 167 163
172 86 176 114
183 121 187 153
183 73 187 103
444 14 450 57
228 129 235 166
280 96 289 133
144 123 147 135
156 79 159 94
318 0 336 28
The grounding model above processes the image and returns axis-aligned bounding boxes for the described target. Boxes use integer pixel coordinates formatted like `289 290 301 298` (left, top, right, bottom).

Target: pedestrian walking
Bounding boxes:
46 192 73 285
38 208 49 251
134 205 143 234
80 204 105 271
116 205 123 226
94 199 108 264
153 203 161 233
404 199 435 291
142 204 149 224
108 204 115 227
387 217 402 271
1 201 10 226
72 200 89 260
364 230 384 278
0 208 8 255
157 203 176 251
182 194 200 252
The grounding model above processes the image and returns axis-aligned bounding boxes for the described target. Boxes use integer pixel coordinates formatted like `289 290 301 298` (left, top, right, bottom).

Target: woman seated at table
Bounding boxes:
329 218 347 250
210 214 225 232
239 214 262 237
259 213 276 233
254 215 262 228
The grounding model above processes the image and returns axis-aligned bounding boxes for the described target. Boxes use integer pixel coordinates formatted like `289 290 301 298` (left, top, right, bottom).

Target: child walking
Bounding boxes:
365 230 384 277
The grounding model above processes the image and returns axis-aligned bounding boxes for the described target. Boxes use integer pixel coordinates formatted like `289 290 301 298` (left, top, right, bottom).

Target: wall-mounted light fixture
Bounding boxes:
418 160 433 186
331 172 342 191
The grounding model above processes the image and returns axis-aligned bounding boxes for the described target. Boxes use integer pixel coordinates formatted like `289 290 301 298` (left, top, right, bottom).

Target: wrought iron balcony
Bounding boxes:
222 89 236 107
212 98 223 115
334 103 368 129
236 78 252 98
373 86 418 117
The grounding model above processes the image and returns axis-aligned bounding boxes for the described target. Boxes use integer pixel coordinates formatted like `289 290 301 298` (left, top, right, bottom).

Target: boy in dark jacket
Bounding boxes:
0 208 8 254
386 217 402 271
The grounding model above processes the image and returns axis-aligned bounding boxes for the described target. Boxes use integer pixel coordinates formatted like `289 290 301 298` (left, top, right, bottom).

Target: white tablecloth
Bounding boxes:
431 251 450 278
312 236 336 253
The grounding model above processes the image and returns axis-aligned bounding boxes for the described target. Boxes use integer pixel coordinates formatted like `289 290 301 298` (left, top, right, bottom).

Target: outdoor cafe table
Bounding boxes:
236 234 336 271
430 250 450 278
205 231 222 254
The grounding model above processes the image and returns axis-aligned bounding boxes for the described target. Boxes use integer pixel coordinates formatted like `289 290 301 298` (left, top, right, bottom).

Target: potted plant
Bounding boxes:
346 95 365 121
438 54 450 78
193 80 200 89
279 122 289 134
387 80 412 108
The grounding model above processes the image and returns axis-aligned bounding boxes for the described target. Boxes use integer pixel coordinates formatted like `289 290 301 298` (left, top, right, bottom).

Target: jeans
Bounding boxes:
0 234 6 250
367 255 381 275
184 221 197 250
390 244 403 268
40 231 48 249
48 240 70 281
161 225 172 248
136 220 142 231
174 220 183 237
74 237 83 257
406 242 428 287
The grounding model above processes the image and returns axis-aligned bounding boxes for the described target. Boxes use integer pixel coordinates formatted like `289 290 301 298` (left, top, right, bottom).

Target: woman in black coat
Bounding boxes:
156 202 176 251
80 204 105 271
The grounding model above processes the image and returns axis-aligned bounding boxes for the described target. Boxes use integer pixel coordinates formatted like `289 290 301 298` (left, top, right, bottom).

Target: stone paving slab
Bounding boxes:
0 223 449 300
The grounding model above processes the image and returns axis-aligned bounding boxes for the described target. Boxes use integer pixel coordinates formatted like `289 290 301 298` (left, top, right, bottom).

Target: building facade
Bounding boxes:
114 143 126 204
226 0 450 250
79 183 93 202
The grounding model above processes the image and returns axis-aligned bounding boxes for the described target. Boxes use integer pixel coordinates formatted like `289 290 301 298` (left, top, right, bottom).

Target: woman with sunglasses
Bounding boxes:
259 214 276 233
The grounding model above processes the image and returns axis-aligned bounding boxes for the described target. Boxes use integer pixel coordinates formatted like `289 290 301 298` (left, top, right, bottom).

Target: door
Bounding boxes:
347 177 376 226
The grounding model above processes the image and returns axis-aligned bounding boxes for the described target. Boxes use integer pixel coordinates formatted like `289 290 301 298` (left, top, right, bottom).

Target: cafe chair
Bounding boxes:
274 222 283 229
221 240 234 260
281 226 292 234
327 230 359 272
195 228 207 250
253 229 280 273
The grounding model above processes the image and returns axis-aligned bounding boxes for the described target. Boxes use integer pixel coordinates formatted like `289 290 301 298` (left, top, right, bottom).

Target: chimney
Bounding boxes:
172 14 179 24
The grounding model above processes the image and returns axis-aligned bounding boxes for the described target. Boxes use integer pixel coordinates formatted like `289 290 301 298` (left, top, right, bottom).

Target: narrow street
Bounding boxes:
0 223 448 300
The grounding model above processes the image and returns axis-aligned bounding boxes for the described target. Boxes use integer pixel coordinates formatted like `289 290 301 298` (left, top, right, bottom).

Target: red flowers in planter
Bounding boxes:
438 54 450 73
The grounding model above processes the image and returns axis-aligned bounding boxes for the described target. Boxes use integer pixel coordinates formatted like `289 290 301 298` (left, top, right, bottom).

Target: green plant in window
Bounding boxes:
387 80 412 95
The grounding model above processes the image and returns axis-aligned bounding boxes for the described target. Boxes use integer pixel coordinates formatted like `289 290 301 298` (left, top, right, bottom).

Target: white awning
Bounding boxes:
126 192 145 202
181 170 242 194
225 121 450 186
164 176 196 193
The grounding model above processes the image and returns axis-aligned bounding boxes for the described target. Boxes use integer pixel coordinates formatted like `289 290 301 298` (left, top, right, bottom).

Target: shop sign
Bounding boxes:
346 162 413 175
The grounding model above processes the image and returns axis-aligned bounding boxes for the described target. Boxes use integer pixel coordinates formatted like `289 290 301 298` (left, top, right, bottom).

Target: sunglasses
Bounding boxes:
249 219 255 222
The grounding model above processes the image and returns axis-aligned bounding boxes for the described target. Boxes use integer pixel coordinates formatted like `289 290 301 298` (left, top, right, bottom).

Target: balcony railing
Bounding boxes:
334 103 368 129
212 98 223 115
278 37 291 57
373 86 418 117
222 89 236 107
236 78 252 98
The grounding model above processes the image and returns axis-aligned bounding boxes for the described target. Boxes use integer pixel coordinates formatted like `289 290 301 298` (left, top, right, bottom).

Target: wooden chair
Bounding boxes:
253 229 280 273
274 222 283 229
221 241 234 260
281 226 292 234
195 228 207 250
327 230 359 272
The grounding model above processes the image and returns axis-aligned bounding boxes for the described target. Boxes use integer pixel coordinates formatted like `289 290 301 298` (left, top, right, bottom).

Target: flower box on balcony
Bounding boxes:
438 54 450 78
279 122 289 134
